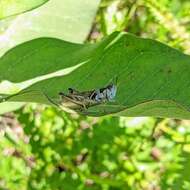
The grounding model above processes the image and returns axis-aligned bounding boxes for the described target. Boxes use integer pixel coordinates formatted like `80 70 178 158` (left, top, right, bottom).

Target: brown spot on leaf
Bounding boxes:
167 68 172 74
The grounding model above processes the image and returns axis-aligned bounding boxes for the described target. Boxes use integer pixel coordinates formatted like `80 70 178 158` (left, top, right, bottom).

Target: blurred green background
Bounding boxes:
1 0 190 189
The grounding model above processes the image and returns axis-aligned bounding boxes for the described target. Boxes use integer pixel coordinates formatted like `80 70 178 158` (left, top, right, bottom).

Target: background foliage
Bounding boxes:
0 0 190 190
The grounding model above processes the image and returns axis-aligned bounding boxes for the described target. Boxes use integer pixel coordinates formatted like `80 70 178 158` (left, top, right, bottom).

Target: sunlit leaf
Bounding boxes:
0 0 100 114
0 0 100 56
1 32 190 119
0 0 49 20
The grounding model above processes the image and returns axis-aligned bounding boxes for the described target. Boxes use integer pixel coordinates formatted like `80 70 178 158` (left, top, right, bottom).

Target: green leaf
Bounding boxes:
1 31 190 119
0 0 100 114
0 0 101 57
0 0 49 20
0 102 24 115
161 152 190 190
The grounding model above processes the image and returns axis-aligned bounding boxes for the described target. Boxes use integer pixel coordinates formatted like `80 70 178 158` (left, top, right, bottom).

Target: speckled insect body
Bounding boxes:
59 82 117 111
92 84 117 102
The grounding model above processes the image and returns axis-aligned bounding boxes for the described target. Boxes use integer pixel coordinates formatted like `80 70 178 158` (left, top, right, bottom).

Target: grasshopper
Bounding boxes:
59 81 117 111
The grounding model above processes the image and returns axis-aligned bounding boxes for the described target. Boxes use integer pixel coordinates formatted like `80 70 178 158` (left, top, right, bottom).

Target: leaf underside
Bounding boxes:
0 0 49 20
0 0 101 57
1 31 190 119
0 0 100 114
